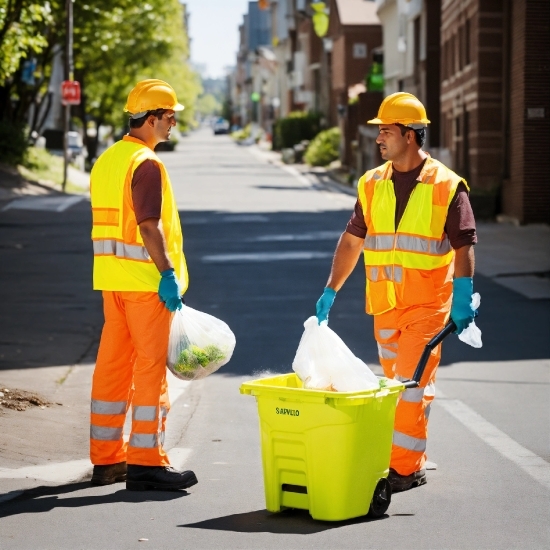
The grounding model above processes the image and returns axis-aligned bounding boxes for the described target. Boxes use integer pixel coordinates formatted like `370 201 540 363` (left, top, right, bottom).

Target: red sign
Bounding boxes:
61 80 81 105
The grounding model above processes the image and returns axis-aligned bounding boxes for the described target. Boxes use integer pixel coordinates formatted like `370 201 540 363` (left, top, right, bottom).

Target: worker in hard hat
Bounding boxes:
89 79 198 491
316 92 477 493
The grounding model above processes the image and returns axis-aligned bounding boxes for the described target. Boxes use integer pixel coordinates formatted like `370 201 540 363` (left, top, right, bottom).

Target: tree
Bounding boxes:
0 0 53 85
196 94 222 118
73 0 200 159
0 0 201 164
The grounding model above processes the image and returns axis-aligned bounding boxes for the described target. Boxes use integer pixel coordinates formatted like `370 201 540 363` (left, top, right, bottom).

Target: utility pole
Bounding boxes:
62 0 74 193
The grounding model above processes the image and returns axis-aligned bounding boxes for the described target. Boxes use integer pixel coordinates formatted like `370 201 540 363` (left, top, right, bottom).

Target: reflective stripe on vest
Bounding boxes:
367 265 403 283
91 399 127 415
90 425 123 441
93 239 150 262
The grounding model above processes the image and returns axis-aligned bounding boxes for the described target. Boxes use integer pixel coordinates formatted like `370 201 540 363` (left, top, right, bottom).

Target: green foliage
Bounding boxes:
75 0 201 131
196 94 221 117
0 1 53 84
19 145 63 185
273 111 321 150
174 344 226 376
0 120 27 165
0 0 201 163
304 127 341 167
231 124 251 142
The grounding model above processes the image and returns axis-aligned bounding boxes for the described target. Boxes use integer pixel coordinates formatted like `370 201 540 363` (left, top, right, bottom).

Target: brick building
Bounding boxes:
440 0 549 222
327 0 382 125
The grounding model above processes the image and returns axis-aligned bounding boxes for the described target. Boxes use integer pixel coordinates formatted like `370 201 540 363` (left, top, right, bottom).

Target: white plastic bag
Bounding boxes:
292 317 380 392
458 292 482 348
167 305 236 381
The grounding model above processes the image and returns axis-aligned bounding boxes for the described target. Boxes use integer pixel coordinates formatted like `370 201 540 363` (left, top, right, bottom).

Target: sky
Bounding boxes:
184 0 251 79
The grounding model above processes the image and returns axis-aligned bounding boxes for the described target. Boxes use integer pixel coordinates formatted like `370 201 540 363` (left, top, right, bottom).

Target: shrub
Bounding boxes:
0 121 28 165
231 123 251 142
304 127 341 166
273 111 321 150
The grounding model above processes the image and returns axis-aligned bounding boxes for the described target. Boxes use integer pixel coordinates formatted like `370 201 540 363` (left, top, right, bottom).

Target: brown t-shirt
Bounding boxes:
346 159 477 249
131 160 162 224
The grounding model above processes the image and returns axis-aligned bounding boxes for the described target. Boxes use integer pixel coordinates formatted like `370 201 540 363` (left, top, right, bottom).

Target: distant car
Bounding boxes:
213 118 230 135
67 131 87 160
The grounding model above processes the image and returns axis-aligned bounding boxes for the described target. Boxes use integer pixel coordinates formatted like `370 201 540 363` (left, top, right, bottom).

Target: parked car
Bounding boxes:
213 118 230 135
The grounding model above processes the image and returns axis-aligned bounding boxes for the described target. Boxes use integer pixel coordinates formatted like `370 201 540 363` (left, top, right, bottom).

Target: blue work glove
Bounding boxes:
316 287 337 325
158 269 183 312
451 277 476 334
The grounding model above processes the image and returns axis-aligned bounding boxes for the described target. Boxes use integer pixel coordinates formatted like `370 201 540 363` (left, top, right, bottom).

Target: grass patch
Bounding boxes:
18 147 86 193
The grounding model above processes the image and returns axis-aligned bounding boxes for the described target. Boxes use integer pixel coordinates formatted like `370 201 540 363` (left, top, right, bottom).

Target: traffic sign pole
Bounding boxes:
63 0 75 193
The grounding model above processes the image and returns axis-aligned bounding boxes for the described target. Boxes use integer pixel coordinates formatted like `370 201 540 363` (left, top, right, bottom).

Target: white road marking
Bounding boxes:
202 251 333 263
436 389 550 490
250 231 342 242
2 195 85 212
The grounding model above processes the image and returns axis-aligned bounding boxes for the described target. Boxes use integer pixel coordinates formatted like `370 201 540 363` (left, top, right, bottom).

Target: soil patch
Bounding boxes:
0 386 53 411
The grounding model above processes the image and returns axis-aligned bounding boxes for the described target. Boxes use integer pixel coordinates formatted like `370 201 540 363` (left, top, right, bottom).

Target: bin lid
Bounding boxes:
240 373 404 405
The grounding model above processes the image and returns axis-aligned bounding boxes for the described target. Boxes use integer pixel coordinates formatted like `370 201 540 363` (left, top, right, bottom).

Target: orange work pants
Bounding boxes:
374 306 449 476
90 291 171 467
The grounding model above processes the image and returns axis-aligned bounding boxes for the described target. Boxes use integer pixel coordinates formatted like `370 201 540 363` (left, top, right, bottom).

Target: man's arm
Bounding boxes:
454 244 475 278
139 218 173 273
326 231 365 290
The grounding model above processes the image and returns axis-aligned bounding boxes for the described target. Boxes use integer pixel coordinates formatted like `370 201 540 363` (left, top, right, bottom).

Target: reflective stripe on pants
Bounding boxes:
90 291 171 467
374 306 449 476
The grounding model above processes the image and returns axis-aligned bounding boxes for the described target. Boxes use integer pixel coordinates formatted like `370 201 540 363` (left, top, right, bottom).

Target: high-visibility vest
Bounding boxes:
357 157 467 315
90 135 188 292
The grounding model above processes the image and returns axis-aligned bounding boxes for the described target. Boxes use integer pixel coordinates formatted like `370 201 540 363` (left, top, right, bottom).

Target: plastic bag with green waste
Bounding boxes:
167 305 236 381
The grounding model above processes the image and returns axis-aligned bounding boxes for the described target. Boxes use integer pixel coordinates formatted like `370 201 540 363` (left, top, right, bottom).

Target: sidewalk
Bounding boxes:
1 147 549 504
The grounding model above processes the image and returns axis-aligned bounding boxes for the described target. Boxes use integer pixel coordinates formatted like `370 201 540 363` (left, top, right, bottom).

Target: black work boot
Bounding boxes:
91 461 127 486
388 468 426 493
126 465 198 491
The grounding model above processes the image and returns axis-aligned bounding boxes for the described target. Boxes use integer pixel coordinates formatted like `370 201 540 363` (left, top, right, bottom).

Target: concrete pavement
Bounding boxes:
0 128 549 548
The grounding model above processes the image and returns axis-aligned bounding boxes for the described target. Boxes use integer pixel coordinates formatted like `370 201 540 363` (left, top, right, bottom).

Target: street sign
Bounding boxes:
61 80 81 105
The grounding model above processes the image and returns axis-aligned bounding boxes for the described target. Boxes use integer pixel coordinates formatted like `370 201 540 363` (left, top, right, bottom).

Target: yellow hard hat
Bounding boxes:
124 79 184 118
368 92 430 128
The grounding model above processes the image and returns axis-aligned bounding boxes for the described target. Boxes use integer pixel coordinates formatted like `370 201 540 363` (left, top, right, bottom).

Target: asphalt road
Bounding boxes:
0 128 549 549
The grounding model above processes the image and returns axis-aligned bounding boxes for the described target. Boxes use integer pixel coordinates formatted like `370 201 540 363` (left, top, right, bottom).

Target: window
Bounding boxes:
353 43 367 59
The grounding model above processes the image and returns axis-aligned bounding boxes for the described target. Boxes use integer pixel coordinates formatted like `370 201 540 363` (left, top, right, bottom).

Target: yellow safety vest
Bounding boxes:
90 135 188 292
357 157 468 315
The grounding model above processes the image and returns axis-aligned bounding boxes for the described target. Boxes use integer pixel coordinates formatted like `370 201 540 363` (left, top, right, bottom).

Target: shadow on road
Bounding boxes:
1 203 548 373
179 508 388 534
0 481 190 518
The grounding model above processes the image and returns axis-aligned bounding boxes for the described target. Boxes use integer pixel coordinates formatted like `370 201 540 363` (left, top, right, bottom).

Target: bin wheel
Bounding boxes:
367 478 392 518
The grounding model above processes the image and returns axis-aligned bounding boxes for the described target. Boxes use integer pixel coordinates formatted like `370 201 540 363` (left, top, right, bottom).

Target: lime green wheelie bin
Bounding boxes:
240 323 455 521
240 373 403 521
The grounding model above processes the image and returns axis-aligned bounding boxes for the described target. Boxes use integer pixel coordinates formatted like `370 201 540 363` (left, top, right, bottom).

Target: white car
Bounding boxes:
213 118 230 135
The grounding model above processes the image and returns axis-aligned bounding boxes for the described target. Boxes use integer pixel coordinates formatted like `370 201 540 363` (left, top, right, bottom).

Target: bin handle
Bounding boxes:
402 320 456 389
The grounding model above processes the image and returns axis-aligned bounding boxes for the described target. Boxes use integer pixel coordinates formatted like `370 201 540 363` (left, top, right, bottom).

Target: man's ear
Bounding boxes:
147 115 156 128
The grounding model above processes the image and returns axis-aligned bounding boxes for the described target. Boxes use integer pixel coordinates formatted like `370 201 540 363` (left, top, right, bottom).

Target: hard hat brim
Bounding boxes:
123 102 185 114
367 117 430 125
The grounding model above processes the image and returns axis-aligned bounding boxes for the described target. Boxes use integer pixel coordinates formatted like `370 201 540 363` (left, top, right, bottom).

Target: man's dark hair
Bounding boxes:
128 108 167 129
395 123 426 147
